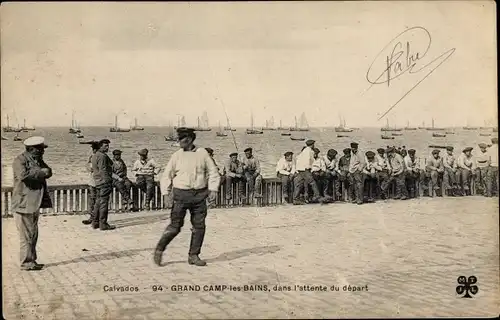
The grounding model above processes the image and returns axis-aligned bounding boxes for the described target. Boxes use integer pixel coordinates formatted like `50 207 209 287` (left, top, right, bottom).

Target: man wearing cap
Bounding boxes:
348 142 366 204
363 151 380 202
91 139 116 230
424 149 445 196
206 148 224 181
486 137 498 197
276 151 296 203
404 149 422 198
338 148 352 200
223 152 246 201
12 136 53 271
442 146 460 196
132 149 161 210
475 143 490 195
112 150 136 211
457 147 476 196
156 127 220 267
293 140 321 204
385 147 407 200
241 148 263 199
82 141 100 225
311 148 330 201
323 149 341 199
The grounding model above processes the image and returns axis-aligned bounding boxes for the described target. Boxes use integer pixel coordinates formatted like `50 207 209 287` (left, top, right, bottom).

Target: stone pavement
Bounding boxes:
2 197 499 319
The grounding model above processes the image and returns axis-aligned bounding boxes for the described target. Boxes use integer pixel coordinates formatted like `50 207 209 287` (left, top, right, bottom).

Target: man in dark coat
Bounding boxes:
12 136 53 271
91 139 116 230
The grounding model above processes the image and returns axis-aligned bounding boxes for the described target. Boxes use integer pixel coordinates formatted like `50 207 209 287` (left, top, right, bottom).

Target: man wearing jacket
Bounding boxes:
12 136 53 271
91 139 116 230
82 141 99 225
112 149 136 212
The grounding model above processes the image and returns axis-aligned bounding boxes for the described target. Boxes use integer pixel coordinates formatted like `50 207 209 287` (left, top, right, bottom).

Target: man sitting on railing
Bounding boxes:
111 149 136 212
404 149 422 199
424 149 445 196
475 143 490 195
311 148 331 202
385 147 407 200
323 149 341 200
132 149 161 210
223 152 246 201
348 142 366 205
276 151 295 203
338 148 352 200
241 148 263 199
442 146 460 196
457 147 476 196
486 137 498 197
363 151 380 202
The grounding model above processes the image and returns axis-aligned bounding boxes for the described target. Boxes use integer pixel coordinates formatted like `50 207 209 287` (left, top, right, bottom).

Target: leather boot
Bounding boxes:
153 230 179 266
188 228 205 257
188 255 207 266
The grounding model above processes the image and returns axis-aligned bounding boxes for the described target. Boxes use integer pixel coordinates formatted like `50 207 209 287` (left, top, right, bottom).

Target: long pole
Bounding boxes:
214 82 238 151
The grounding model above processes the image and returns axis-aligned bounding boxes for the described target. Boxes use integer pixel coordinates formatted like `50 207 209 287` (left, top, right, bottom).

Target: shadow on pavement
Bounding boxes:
45 247 154 267
112 213 169 229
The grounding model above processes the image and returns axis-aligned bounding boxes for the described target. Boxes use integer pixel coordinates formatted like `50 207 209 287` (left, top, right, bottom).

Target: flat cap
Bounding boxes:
99 139 111 145
463 147 473 153
230 152 238 157
343 148 351 154
313 148 320 154
205 147 214 155
386 147 395 153
408 149 416 154
432 149 440 154
176 127 195 140
365 151 375 158
305 139 315 146
112 149 122 155
90 141 100 150
23 136 48 148
284 151 293 157
377 148 385 153
244 147 252 153
492 137 498 144
350 142 359 148
138 148 149 156
327 149 337 157
478 143 488 148
446 146 454 151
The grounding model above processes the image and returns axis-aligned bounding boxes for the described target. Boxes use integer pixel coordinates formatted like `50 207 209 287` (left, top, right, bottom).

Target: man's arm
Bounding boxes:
224 160 237 177
151 159 161 175
276 159 290 175
13 156 48 182
205 153 221 192
159 154 177 195
131 160 139 172
254 158 261 175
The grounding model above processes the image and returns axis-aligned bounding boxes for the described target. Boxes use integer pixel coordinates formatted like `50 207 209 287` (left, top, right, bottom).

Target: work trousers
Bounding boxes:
293 170 320 201
349 171 365 203
405 170 421 198
364 173 378 200
136 174 155 205
377 170 391 198
443 168 460 190
339 170 351 199
15 211 40 268
277 173 294 201
155 188 209 256
92 183 112 226
244 171 262 195
113 178 134 205
312 171 329 197
475 167 489 195
423 170 443 190
458 168 473 192
88 186 97 215
225 175 246 198
485 166 499 197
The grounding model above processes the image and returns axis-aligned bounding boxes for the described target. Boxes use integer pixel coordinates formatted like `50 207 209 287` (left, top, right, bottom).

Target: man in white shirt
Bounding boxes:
486 137 498 197
223 152 245 201
276 151 295 203
457 147 476 195
323 149 341 199
363 151 379 202
155 127 220 267
311 148 331 201
385 147 407 200
348 142 366 205
442 146 460 196
403 149 422 198
132 149 161 210
475 143 490 195
293 140 320 204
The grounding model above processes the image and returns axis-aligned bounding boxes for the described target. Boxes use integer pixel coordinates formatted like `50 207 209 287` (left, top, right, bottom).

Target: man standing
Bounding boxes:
442 146 460 196
311 148 330 200
486 137 498 197
91 139 116 230
338 148 352 200
276 151 295 203
424 149 445 196
223 152 246 201
404 149 422 198
293 140 321 204
82 141 99 225
241 148 263 199
132 149 161 210
12 136 53 271
348 142 366 204
386 147 407 200
457 147 476 196
111 149 136 211
155 127 220 267
474 143 490 195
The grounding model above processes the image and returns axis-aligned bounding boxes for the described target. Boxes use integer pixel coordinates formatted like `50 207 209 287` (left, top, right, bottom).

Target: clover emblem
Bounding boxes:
456 276 478 298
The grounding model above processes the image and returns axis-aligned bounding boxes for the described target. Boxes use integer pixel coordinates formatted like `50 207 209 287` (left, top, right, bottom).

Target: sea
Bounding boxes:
1 127 497 187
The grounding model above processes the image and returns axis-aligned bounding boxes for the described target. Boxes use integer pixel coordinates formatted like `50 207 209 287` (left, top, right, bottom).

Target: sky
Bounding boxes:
0 1 497 128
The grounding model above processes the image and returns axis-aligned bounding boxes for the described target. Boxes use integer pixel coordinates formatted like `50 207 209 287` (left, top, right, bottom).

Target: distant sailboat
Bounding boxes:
289 113 309 131
69 111 82 134
3 115 22 133
426 118 446 131
165 122 177 141
432 132 446 138
131 118 144 131
391 132 403 136
334 115 353 133
277 120 288 131
193 111 212 131
381 118 402 132
216 121 227 137
21 119 35 131
404 120 417 131
223 118 236 131
13 134 23 141
262 117 276 130
246 112 263 134
381 134 395 140
174 115 187 129
76 132 84 138
290 136 305 141
109 115 131 132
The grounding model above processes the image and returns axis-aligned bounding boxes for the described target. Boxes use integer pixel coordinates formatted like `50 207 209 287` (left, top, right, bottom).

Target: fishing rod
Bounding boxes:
213 80 239 152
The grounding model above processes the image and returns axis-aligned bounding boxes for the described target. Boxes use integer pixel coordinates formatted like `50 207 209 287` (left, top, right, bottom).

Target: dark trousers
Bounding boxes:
155 188 209 256
88 186 97 214
405 171 421 198
349 171 365 203
364 173 378 200
244 172 262 194
312 171 329 197
113 178 134 205
136 175 155 205
293 170 320 201
225 175 245 197
459 168 473 192
15 212 40 268
92 183 112 226
277 173 294 201
339 171 351 199
423 170 443 190
475 167 488 194
443 168 460 190
486 166 499 197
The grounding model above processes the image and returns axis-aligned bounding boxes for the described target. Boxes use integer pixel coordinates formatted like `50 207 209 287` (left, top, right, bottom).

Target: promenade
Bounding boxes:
2 197 499 319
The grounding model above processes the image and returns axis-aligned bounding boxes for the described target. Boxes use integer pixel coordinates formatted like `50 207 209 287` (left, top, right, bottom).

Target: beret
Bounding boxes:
284 151 293 156
244 147 252 153
365 151 375 158
138 148 148 155
463 147 473 153
23 136 48 148
343 148 351 154
99 139 110 144
350 142 359 148
327 149 337 156
313 148 320 154
446 146 454 151
377 148 385 153
230 152 238 157
305 140 315 146
432 149 440 154
478 143 487 148
112 149 122 155
408 149 416 154
176 127 195 139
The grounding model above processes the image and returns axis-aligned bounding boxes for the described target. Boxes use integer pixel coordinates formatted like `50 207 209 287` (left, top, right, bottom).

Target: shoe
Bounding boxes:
254 193 263 198
356 200 363 205
91 223 99 229
293 200 305 205
188 255 207 266
34 262 45 268
100 223 116 231
21 264 43 271
82 219 92 225
400 196 408 200
144 205 151 211
153 250 163 266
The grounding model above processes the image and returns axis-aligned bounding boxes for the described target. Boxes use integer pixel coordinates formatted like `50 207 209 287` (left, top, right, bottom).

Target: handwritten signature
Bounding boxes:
366 26 455 120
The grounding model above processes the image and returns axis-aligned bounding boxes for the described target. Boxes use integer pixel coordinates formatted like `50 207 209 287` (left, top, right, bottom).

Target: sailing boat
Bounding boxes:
289 113 309 131
131 118 144 131
418 121 426 130
262 117 276 130
216 121 227 137
174 115 187 129
334 115 354 133
194 111 212 131
277 119 288 131
246 112 263 134
381 118 402 132
426 118 446 131
3 115 22 133
463 119 479 130
69 111 81 134
13 133 23 141
165 122 177 141
21 119 35 131
109 115 131 132
223 118 236 131
404 120 417 131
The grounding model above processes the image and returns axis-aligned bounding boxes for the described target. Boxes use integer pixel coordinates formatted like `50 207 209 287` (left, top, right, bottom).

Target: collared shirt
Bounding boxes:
132 158 160 176
376 154 389 170
426 156 444 171
404 155 421 171
160 147 221 195
92 151 114 186
388 153 405 175
295 147 314 171
112 158 128 179
475 151 490 168
223 159 244 177
311 156 326 172
442 153 457 169
241 156 261 174
348 151 366 173
457 153 476 170
338 155 351 172
276 157 295 175
363 159 380 174
323 155 339 172
488 144 498 167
